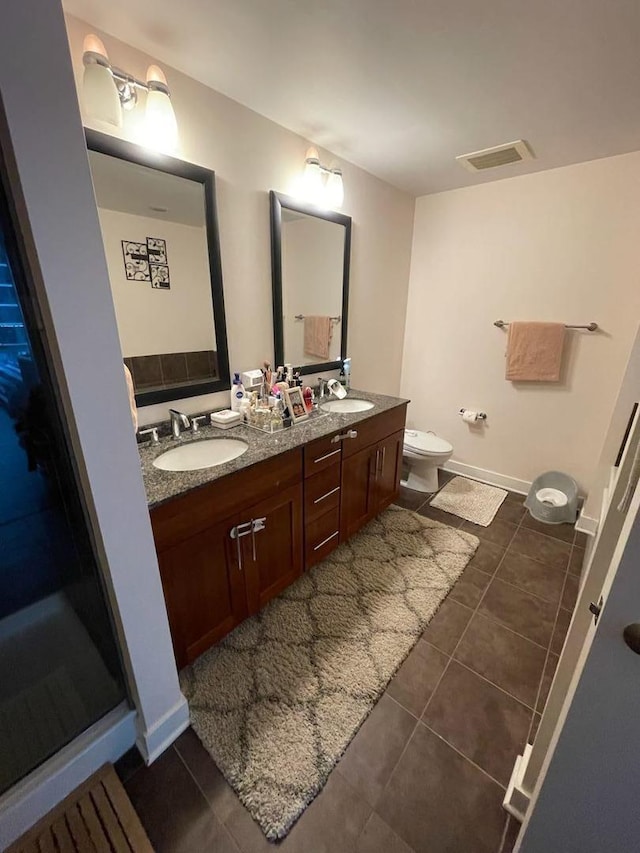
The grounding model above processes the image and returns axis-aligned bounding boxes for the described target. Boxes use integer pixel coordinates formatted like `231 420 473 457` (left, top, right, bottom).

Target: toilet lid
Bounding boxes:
404 429 452 455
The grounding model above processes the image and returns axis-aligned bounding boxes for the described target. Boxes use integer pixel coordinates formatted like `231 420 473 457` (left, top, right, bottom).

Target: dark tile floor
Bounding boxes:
117 472 583 853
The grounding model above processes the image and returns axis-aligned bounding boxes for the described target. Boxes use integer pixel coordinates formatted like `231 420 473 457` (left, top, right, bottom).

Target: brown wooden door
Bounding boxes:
374 429 404 513
340 444 377 539
157 516 247 669
242 483 304 614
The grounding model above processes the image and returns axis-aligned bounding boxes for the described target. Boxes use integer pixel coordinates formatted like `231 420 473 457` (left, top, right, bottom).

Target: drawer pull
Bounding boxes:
331 430 358 443
314 448 342 464
313 486 341 505
313 530 339 551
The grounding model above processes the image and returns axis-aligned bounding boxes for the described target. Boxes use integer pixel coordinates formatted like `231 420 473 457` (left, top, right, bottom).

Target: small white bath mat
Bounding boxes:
430 476 507 526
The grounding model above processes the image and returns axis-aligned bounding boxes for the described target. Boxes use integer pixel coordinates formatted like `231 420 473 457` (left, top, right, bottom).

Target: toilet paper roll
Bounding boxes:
462 410 479 423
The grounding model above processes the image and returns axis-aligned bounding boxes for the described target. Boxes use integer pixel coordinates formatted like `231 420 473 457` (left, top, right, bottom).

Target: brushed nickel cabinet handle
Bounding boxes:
230 521 252 571
314 448 342 464
251 517 267 561
313 486 341 505
331 430 358 443
313 531 339 551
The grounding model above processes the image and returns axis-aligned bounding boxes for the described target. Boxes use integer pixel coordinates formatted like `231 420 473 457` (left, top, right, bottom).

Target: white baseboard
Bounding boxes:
443 460 531 495
575 511 598 537
503 743 533 823
0 702 136 850
136 694 190 764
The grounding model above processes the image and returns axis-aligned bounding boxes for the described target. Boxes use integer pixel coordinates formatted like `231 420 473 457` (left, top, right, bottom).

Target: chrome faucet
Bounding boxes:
169 409 191 439
316 378 330 399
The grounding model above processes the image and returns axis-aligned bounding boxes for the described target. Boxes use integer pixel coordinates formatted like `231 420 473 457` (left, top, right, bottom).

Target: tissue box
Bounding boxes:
210 410 242 430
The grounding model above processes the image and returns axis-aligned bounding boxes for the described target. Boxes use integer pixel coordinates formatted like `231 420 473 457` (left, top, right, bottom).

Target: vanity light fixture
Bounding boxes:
301 148 344 209
82 35 178 152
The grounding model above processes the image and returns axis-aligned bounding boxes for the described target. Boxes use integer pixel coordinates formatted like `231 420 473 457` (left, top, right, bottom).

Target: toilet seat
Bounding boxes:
404 429 452 457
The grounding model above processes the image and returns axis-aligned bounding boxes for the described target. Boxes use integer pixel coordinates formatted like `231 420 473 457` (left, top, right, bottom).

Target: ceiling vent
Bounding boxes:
456 140 534 173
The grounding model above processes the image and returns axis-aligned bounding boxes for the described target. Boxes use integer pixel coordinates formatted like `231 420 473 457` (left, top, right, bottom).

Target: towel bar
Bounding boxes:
494 320 598 331
295 314 341 323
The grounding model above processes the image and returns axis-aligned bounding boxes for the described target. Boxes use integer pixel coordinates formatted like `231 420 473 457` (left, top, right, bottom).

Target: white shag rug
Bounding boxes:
180 505 479 841
430 476 507 526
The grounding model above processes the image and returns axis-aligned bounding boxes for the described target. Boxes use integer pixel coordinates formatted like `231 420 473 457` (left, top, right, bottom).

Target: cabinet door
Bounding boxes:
340 445 377 539
157 518 247 669
243 483 304 614
374 429 404 512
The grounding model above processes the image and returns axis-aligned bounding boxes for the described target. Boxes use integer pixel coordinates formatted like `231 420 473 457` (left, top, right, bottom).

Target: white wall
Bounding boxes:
282 217 344 364
97 209 215 356
65 15 415 426
401 153 640 494
0 0 187 841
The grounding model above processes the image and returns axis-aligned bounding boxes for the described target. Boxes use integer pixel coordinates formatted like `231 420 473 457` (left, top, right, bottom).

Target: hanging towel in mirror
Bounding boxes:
304 315 332 360
505 322 566 382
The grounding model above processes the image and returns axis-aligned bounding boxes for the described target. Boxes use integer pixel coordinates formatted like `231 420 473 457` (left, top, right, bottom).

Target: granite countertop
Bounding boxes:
139 388 409 509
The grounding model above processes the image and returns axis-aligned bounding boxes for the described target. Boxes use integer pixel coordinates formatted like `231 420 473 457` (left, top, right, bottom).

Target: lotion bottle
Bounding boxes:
230 373 245 412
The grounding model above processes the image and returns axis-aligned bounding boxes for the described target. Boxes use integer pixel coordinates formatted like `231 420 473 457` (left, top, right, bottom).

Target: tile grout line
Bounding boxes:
419 721 508 791
420 515 525 756
525 545 572 743
173 742 244 853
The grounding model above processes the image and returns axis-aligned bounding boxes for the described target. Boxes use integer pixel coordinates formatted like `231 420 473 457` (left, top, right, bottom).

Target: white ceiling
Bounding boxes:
65 0 640 196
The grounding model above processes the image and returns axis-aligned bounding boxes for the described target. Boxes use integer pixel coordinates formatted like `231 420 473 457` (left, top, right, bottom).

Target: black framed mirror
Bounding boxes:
85 129 230 406
270 191 351 375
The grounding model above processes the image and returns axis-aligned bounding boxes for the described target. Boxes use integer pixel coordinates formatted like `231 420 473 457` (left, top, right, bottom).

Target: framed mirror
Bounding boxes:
270 191 351 375
85 129 230 406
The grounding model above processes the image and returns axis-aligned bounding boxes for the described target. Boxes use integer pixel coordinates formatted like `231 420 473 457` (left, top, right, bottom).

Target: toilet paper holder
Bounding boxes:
459 408 487 421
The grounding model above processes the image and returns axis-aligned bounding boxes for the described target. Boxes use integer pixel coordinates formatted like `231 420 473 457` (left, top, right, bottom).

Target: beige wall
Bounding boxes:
65 15 415 426
401 153 640 495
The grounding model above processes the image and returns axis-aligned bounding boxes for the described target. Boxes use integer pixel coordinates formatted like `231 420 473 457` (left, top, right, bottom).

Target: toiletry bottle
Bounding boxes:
343 357 351 391
230 373 246 412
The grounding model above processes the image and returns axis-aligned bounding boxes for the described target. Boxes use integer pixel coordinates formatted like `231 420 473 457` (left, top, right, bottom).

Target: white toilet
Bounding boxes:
402 429 453 493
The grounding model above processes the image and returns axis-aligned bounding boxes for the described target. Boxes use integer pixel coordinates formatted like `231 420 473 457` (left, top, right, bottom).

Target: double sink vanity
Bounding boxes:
140 391 407 669
83 128 409 670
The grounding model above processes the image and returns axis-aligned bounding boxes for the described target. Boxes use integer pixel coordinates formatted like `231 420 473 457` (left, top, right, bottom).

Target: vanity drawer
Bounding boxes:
305 464 341 523
341 406 408 459
305 506 341 569
304 433 343 477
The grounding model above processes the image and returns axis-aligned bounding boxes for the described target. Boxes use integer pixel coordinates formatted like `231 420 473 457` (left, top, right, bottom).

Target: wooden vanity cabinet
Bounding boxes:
340 406 406 539
303 432 344 568
241 484 304 614
150 403 407 667
150 450 303 668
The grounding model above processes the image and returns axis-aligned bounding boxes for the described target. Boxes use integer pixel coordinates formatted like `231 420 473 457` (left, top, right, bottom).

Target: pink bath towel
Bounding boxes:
505 322 566 382
304 316 332 360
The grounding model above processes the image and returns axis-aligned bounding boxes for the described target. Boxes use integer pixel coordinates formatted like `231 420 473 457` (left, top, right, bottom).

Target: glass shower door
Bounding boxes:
0 187 127 795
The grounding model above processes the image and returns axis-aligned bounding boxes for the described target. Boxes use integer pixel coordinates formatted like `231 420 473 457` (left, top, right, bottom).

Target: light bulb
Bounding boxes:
325 169 344 209
144 65 178 153
82 34 122 128
302 147 324 205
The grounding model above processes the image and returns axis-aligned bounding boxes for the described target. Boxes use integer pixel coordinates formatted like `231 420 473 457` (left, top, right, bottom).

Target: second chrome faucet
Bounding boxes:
169 409 191 439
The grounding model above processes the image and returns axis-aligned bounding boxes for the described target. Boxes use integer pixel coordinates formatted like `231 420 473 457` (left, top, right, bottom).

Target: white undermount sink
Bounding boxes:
321 398 375 414
152 438 248 472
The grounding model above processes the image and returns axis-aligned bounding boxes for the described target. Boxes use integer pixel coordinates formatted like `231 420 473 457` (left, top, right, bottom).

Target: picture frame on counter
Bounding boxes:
284 386 309 423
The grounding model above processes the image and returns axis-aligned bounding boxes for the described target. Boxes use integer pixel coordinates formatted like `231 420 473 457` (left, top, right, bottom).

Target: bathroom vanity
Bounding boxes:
140 391 407 668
